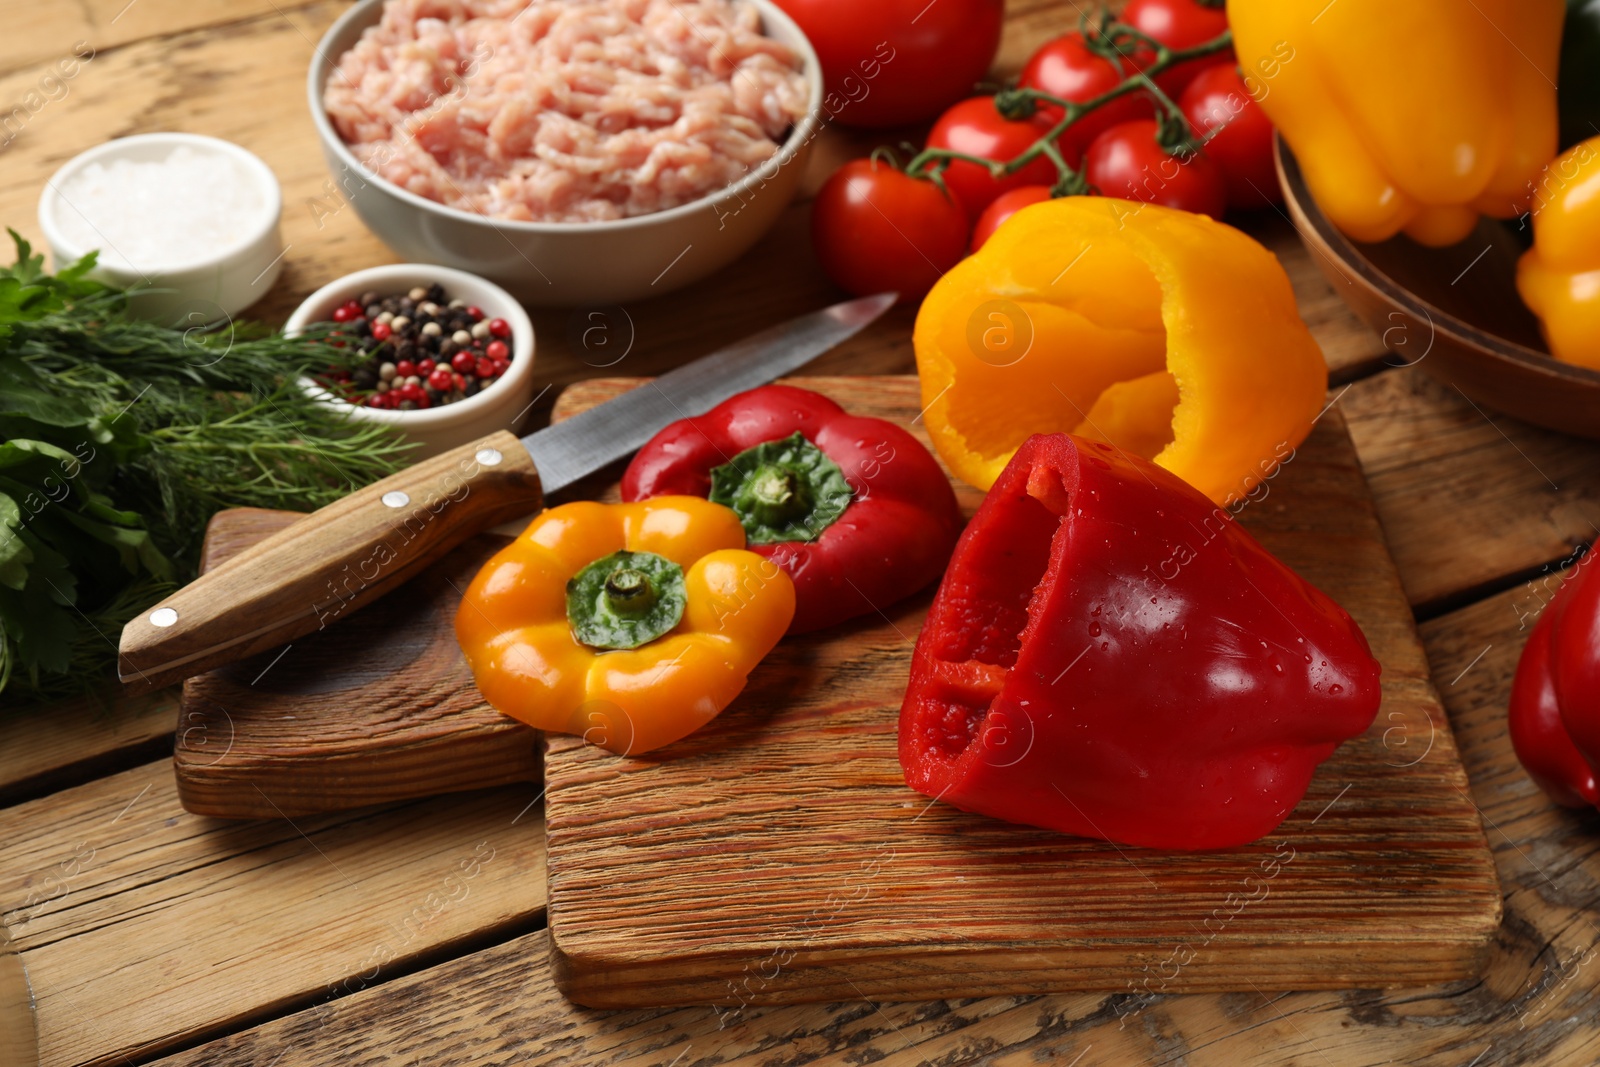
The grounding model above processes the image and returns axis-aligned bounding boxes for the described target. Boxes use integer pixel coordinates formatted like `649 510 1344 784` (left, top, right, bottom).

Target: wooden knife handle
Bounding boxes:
118 431 542 693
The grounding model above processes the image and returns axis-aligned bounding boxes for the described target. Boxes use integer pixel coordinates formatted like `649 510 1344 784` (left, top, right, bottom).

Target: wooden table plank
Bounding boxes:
145 573 1600 1067
0 0 327 80
0 690 174 804
0 762 546 1067
1343 366 1600 614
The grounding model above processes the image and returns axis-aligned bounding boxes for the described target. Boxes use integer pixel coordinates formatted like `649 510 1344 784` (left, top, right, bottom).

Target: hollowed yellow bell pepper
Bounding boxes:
914 196 1327 508
1517 135 1600 370
1229 0 1563 247
455 497 795 756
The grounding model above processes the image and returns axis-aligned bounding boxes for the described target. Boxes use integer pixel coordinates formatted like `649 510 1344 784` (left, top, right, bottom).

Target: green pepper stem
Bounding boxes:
604 567 657 615
903 26 1234 190
745 464 812 526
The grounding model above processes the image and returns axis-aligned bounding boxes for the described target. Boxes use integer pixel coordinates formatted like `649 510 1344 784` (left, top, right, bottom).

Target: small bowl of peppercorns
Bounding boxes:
287 263 536 459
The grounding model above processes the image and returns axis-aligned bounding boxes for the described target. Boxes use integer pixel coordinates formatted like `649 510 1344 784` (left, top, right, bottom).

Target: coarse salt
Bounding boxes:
52 145 270 271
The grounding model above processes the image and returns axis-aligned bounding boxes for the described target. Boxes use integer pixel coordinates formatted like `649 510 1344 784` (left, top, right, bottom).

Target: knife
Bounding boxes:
118 292 896 692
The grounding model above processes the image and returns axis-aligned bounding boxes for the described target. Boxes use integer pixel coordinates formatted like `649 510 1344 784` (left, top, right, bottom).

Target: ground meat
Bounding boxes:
324 0 810 222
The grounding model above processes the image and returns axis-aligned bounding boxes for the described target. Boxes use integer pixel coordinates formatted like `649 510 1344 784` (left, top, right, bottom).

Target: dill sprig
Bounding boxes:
0 231 413 705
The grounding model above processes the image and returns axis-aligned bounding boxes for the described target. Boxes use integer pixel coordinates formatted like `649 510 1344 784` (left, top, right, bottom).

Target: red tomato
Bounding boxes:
774 0 1004 128
1083 119 1227 219
926 97 1059 217
1017 32 1155 163
812 159 970 300
1120 0 1233 95
970 186 1054 252
1180 64 1280 210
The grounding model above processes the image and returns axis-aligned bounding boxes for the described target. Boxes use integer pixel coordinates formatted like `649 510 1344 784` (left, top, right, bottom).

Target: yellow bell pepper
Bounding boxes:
914 196 1327 508
1517 135 1600 370
455 497 794 756
1229 0 1563 247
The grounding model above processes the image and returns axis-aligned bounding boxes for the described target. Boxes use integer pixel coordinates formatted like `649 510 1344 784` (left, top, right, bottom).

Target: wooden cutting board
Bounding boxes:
176 375 1501 1006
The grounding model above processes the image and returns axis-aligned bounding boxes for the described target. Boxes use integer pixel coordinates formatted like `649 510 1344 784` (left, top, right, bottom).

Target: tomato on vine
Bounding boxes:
1121 0 1234 94
1083 119 1227 219
1018 32 1156 164
773 0 1005 128
812 159 970 300
925 98 1060 217
970 186 1054 252
1179 63 1280 209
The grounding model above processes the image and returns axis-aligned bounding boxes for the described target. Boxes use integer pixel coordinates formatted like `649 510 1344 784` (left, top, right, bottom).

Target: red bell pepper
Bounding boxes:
622 385 963 633
899 433 1383 850
1509 554 1600 809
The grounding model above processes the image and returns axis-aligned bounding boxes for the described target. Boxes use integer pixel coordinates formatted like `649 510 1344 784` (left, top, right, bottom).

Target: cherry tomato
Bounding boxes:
926 97 1058 217
970 186 1054 253
1083 119 1227 220
1018 32 1155 164
1179 63 1279 210
1120 0 1233 95
812 159 969 300
774 0 1003 128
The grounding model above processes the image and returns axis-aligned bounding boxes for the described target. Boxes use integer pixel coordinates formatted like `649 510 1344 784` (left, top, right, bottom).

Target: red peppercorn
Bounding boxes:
418 358 436 375
466 305 484 322
485 339 509 361
395 360 415 378
332 305 356 323
474 357 495 379
492 358 510 376
450 351 475 374
453 372 467 390
367 394 387 409
488 317 510 339
413 393 432 409
427 367 454 392
371 321 393 342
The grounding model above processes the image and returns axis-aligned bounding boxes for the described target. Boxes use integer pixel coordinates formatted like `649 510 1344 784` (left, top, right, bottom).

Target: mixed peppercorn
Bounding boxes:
314 283 515 410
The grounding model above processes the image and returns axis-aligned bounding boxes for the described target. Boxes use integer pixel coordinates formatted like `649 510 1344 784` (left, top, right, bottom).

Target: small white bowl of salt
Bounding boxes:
37 132 285 326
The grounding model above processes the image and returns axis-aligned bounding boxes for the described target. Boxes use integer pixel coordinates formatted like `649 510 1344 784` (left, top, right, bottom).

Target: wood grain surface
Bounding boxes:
0 761 546 1067
144 581 1600 1067
543 377 1499 1006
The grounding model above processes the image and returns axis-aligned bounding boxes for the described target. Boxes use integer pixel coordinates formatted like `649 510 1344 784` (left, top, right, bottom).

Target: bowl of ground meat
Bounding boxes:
310 0 822 306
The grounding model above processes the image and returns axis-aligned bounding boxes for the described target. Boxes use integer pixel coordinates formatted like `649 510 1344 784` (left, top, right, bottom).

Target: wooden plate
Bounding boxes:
1276 140 1600 439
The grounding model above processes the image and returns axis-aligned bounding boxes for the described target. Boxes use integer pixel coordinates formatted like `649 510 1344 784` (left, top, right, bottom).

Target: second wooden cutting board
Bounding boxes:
177 375 1501 1007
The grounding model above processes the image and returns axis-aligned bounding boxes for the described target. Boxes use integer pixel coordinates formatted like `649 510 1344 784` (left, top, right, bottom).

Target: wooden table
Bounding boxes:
3 2 1598 1065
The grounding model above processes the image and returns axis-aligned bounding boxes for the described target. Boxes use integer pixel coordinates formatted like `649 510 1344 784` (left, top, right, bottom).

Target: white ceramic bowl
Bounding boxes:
37 132 284 325
307 0 823 307
287 264 537 459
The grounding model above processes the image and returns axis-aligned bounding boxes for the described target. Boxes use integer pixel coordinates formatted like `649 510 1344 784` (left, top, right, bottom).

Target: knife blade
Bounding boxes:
117 293 896 692
528 292 895 494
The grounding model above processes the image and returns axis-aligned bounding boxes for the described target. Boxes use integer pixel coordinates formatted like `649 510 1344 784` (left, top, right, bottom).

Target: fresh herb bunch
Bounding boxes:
0 230 412 704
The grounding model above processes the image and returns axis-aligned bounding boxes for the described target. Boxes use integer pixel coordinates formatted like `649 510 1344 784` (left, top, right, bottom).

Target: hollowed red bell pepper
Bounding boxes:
623 384 963 633
899 433 1383 850
1509 554 1600 809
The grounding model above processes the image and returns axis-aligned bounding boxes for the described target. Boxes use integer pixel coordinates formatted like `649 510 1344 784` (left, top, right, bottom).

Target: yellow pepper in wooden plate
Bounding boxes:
1229 0 1562 247
455 497 794 756
914 196 1326 508
1517 135 1600 370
